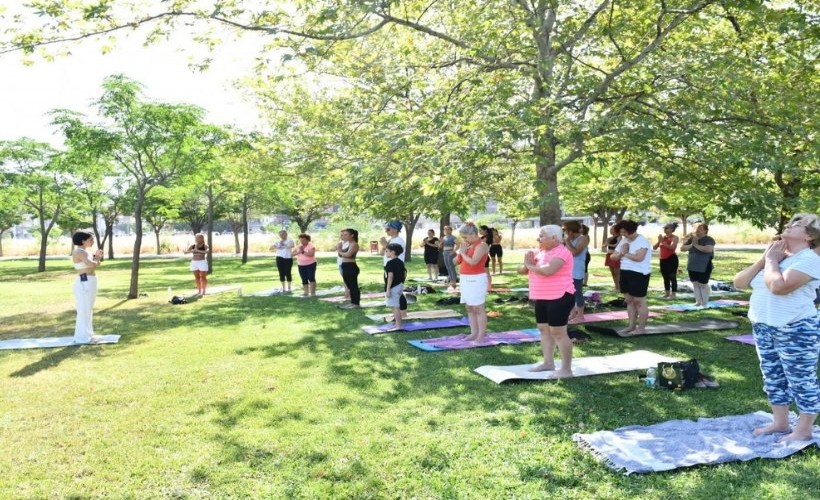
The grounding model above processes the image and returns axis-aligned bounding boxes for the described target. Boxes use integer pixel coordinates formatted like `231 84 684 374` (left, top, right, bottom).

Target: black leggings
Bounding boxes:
276 257 293 282
660 254 679 292
298 262 317 284
340 262 360 305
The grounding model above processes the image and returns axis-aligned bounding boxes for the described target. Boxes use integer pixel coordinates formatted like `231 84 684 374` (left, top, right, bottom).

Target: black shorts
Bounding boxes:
489 244 503 258
534 293 575 326
619 270 650 298
688 262 713 284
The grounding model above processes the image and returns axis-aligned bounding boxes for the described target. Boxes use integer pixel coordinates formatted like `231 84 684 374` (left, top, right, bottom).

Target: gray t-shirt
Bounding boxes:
687 236 715 272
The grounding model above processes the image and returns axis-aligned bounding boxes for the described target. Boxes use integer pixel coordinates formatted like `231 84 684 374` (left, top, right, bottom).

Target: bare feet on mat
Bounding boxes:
779 431 813 443
753 423 790 436
529 363 555 372
471 336 487 344
630 329 646 336
616 327 635 335
554 369 573 378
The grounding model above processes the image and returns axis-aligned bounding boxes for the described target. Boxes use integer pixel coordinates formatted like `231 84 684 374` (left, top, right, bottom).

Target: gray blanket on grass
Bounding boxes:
572 411 820 474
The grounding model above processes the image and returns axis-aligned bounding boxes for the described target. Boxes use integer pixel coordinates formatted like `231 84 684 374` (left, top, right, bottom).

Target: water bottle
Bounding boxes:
646 367 657 388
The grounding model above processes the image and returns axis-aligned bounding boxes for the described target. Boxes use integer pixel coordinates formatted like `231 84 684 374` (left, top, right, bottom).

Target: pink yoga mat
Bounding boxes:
569 310 660 324
408 329 541 351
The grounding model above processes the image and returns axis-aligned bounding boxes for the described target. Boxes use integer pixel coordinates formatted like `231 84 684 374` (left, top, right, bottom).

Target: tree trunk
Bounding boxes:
510 220 518 250
403 212 422 263
233 227 240 255
155 229 162 255
206 192 214 275
0 229 4 257
241 197 249 264
439 212 450 237
127 194 144 299
106 225 115 260
91 208 103 248
535 139 562 225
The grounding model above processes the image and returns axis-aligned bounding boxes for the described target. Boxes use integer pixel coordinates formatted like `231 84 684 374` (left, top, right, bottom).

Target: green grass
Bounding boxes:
1 251 818 498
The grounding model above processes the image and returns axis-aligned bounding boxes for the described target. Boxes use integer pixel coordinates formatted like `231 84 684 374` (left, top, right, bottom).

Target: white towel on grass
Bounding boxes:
573 411 820 474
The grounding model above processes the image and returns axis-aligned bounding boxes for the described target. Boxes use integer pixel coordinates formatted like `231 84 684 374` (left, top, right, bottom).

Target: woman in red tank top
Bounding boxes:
454 222 490 343
653 223 680 299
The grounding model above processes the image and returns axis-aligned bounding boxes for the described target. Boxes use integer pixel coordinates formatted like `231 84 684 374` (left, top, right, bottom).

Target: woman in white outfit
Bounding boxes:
184 233 209 296
72 231 103 344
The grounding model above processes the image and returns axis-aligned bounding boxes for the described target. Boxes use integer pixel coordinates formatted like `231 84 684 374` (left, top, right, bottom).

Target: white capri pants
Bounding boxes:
190 260 209 272
74 275 97 343
460 273 488 306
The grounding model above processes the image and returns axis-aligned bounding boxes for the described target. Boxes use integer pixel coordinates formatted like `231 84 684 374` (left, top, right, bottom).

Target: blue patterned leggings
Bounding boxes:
752 315 820 414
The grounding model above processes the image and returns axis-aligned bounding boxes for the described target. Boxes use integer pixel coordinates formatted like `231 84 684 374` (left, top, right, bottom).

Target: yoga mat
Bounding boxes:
322 292 384 303
291 286 346 298
408 328 541 352
0 335 121 350
726 334 755 346
659 299 749 312
185 285 242 298
365 309 460 322
586 318 740 338
570 310 661 324
573 411 820 474
246 288 288 297
475 350 679 384
362 317 470 335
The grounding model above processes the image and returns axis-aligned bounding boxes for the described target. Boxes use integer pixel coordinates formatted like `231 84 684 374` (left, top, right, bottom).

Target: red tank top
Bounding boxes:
659 235 676 260
456 240 489 275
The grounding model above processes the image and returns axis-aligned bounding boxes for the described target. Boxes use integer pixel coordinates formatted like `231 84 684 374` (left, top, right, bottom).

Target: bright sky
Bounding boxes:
0 25 268 147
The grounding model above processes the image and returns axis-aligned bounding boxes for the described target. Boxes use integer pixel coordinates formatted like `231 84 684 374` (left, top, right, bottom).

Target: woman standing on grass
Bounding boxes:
337 229 361 309
562 220 589 323
184 233 209 296
440 225 459 287
490 228 504 275
610 220 653 335
271 230 295 293
422 229 440 281
734 213 820 443
602 226 621 292
519 225 575 376
653 223 680 299
454 222 490 343
72 231 103 344
295 233 317 297
680 223 715 307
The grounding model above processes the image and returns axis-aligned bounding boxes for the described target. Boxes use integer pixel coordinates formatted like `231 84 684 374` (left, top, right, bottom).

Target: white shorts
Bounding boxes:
385 284 404 308
190 260 209 272
460 273 488 306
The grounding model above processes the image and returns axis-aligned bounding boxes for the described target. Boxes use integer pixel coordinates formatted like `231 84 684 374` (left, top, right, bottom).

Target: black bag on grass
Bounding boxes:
657 359 700 389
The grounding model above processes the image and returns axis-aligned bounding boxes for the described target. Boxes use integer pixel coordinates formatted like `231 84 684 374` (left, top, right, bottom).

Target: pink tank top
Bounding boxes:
528 245 575 300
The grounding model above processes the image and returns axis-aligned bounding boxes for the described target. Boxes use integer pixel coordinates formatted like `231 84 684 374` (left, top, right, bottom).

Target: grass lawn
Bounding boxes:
1 250 818 498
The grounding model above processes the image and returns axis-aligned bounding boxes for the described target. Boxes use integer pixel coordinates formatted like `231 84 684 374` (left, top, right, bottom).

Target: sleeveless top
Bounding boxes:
73 249 92 271
571 235 587 280
457 240 489 275
528 245 575 300
659 235 676 260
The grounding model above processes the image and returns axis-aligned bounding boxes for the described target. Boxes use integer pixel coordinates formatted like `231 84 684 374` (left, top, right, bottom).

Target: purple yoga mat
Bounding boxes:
362 317 470 335
726 334 755 346
412 329 541 351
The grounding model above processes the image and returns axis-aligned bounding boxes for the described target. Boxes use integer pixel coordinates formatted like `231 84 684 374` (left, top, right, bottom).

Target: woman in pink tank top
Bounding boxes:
519 224 576 376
